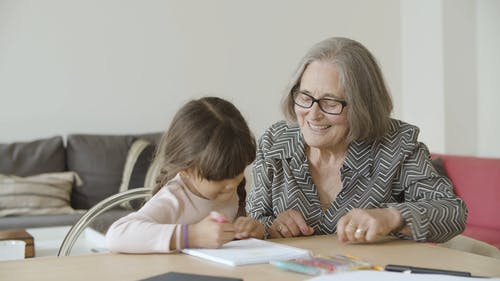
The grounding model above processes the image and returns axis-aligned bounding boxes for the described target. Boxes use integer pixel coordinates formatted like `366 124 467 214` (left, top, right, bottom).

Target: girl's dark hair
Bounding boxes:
152 97 256 213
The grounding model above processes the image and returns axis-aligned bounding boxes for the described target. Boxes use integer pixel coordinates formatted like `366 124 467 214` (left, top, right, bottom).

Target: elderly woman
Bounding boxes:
246 37 467 243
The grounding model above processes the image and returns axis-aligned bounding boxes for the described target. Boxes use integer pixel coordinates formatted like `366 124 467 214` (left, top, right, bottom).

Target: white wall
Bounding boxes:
401 0 480 155
401 0 500 157
1 0 499 157
443 0 477 156
401 0 445 152
477 0 500 157
0 0 401 142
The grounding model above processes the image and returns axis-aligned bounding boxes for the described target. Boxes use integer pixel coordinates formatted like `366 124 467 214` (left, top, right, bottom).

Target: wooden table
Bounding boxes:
1 235 499 281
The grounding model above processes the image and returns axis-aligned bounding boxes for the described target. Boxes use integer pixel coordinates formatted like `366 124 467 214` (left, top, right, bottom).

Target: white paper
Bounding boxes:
306 270 500 281
182 238 311 266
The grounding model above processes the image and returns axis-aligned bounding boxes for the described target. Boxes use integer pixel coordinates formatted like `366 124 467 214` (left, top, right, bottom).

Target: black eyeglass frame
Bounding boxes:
292 91 347 115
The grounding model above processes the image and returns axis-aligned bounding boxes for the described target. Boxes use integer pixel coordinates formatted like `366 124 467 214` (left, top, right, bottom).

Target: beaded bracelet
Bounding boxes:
182 224 189 249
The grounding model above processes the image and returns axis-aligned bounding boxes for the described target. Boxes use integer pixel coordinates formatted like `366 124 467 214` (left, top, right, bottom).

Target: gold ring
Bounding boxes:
355 228 366 235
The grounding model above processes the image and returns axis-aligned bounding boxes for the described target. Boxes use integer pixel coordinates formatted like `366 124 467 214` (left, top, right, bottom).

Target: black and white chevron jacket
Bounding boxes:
246 119 467 242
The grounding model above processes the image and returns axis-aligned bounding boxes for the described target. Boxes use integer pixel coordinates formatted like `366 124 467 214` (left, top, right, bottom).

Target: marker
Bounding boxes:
270 260 325 276
385 264 471 277
210 211 228 223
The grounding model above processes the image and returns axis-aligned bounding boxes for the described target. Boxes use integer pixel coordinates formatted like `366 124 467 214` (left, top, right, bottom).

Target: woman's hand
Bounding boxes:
189 214 235 248
233 217 265 239
269 209 315 238
336 207 404 243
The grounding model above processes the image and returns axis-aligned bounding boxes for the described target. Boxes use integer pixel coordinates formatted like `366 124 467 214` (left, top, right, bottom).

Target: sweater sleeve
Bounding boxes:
384 142 468 243
105 188 182 253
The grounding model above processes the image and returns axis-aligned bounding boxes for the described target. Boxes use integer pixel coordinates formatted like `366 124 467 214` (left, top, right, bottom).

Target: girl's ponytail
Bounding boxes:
236 178 247 217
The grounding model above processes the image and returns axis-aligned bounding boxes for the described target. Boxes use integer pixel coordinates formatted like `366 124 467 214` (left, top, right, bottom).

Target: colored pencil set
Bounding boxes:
270 254 381 276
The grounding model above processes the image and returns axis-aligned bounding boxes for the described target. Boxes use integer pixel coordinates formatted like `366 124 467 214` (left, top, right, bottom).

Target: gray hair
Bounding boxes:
281 37 393 142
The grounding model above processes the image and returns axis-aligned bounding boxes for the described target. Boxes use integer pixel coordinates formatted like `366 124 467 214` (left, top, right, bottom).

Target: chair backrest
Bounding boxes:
58 187 152 256
434 154 500 229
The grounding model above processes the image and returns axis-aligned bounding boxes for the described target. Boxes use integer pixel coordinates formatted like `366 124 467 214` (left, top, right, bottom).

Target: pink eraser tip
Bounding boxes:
210 211 228 223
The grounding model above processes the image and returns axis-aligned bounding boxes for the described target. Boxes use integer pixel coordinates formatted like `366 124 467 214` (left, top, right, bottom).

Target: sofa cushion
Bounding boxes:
0 136 65 176
67 134 136 210
118 139 158 209
434 154 500 248
438 155 500 229
119 139 156 192
0 172 81 217
464 225 500 249
0 213 84 230
67 133 162 210
134 133 162 189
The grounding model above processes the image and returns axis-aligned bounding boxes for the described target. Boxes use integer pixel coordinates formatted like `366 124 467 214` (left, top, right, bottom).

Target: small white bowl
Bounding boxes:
0 240 26 261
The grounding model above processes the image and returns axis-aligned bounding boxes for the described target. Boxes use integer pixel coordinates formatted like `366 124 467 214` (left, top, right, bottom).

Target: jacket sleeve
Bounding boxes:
245 132 277 237
385 142 468 243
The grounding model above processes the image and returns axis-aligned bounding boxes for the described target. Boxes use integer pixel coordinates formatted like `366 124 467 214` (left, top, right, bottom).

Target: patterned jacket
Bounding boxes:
246 119 467 242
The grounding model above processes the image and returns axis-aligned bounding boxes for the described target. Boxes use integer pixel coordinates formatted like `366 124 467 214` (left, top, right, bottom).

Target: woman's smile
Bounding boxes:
307 121 332 133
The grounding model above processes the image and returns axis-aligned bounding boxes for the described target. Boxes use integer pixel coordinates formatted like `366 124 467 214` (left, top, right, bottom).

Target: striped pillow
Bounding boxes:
118 139 158 209
0 172 82 217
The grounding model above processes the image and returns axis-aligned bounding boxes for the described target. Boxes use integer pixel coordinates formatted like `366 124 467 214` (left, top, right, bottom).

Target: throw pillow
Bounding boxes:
66 134 136 210
66 133 161 210
119 139 158 209
0 172 82 217
0 136 65 176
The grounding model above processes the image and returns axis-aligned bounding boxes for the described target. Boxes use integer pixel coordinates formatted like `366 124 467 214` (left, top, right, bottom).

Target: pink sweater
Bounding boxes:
105 174 238 253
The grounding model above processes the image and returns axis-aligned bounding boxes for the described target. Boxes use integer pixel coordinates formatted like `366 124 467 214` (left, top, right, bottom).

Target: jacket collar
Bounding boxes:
343 139 373 176
265 125 305 172
268 124 373 176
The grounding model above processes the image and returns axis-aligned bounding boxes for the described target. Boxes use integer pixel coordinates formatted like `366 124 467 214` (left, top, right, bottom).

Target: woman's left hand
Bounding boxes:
336 207 403 243
269 209 315 238
233 217 265 239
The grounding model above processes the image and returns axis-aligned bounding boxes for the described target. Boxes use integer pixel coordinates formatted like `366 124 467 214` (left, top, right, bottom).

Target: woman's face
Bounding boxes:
294 60 349 151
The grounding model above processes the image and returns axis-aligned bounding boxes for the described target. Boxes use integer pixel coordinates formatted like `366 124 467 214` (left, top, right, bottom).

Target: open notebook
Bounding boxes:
182 238 311 266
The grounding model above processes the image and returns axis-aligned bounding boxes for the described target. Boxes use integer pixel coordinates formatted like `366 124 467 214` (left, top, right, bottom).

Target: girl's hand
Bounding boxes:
188 214 235 248
269 209 315 238
336 207 406 243
233 217 265 239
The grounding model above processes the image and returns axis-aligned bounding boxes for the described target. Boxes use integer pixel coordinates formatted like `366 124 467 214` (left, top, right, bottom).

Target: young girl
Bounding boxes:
106 97 264 253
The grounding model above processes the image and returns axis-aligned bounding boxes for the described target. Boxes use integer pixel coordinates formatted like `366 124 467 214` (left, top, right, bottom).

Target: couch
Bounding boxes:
2 135 498 249
432 154 500 249
0 133 161 230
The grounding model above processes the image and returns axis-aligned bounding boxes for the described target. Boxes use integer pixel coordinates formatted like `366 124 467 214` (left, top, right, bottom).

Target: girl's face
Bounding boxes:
295 60 349 151
184 171 245 202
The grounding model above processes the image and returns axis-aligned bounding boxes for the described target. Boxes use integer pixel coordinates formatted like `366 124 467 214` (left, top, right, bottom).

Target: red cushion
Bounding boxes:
434 154 500 230
463 225 500 249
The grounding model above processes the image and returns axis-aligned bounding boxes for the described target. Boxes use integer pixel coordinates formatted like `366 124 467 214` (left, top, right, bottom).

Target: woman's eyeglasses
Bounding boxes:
292 91 347 115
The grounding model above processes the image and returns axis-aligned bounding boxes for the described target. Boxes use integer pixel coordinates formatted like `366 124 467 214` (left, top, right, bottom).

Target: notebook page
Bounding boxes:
182 238 311 266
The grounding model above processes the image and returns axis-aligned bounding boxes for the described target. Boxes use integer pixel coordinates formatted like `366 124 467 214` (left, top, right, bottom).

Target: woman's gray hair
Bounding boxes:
281 37 393 142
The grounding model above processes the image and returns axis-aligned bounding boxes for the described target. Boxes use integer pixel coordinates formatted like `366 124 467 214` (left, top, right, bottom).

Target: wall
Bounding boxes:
443 0 477 156
477 0 500 157
1 0 499 157
0 0 401 142
401 0 500 157
401 0 445 152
